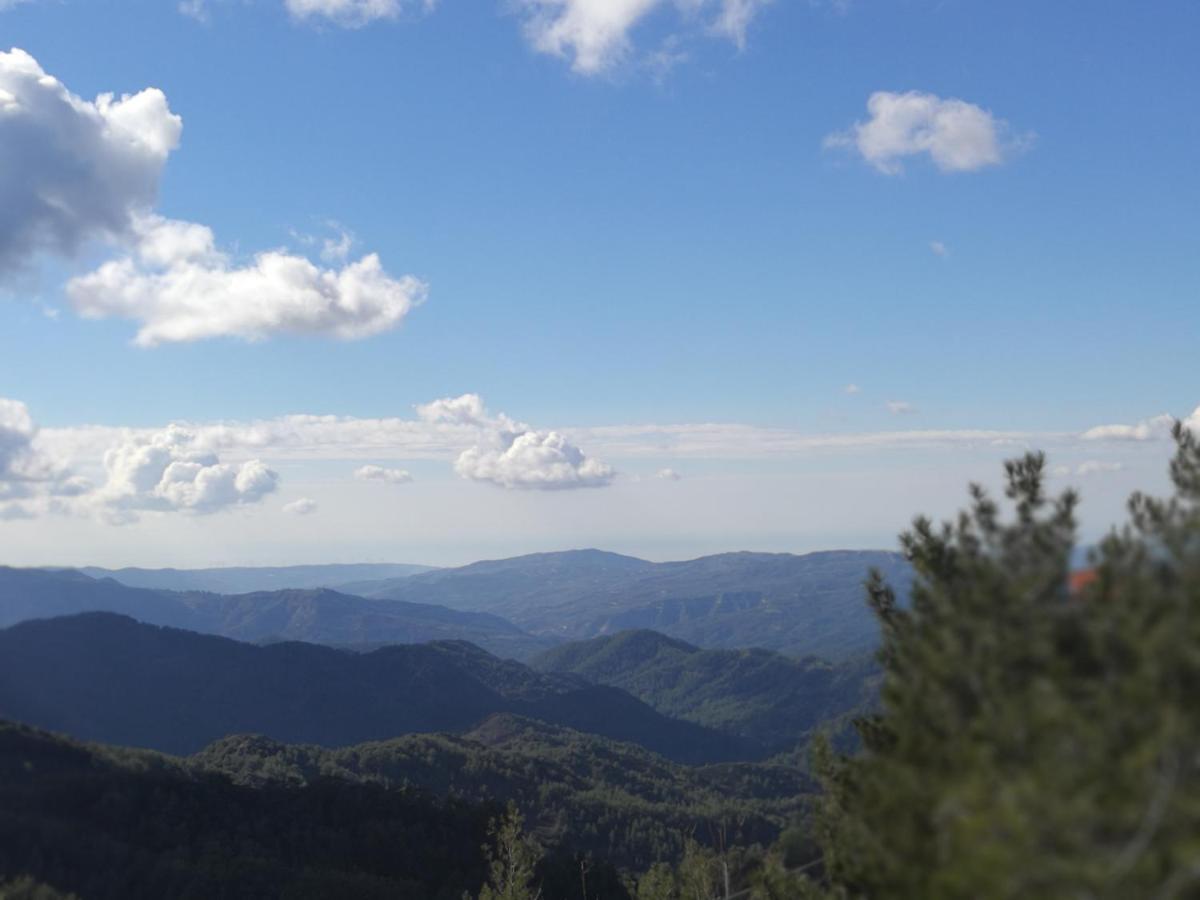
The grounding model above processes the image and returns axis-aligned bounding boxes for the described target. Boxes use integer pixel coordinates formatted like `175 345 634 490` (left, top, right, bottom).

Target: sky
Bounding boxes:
0 0 1197 567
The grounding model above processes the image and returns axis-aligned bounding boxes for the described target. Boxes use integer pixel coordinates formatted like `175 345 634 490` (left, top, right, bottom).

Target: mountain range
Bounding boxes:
0 613 752 764
77 562 435 594
0 566 550 659
352 548 911 659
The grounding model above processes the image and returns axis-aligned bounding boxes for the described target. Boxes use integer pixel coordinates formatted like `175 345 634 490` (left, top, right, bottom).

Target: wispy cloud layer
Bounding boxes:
514 0 773 74
826 90 1028 174
284 0 435 27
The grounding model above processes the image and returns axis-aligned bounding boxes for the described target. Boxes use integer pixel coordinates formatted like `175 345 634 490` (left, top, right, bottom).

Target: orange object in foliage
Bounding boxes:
1069 569 1098 595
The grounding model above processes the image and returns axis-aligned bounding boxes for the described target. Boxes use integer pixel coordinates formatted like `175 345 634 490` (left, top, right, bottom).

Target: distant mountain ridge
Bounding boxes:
0 567 550 659
79 562 435 594
0 613 754 764
533 629 878 752
356 548 912 659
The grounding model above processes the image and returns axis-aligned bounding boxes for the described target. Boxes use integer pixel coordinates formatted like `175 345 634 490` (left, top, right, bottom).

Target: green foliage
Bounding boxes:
196 714 809 871
0 720 494 899
804 429 1200 897
479 804 543 900
533 630 877 755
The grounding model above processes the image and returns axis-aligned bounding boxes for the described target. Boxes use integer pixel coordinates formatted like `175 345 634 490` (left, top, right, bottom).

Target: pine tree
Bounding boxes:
805 428 1200 897
478 803 543 900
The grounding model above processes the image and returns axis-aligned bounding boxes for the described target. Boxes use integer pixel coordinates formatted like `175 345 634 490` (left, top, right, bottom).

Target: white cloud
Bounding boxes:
1081 413 1175 442
930 240 949 257
515 0 773 75
886 401 916 415
0 48 181 274
67 214 426 345
417 393 492 427
420 393 615 490
709 0 772 48
843 383 862 395
0 397 89 519
354 464 413 484
283 497 319 515
95 424 279 521
826 91 1026 175
655 467 682 480
178 0 209 21
284 0 433 27
456 429 615 490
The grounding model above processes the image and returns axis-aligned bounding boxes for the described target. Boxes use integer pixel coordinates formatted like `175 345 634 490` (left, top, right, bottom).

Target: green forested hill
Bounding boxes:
0 715 809 898
196 713 811 871
362 548 911 658
0 613 752 763
0 719 495 900
532 630 878 752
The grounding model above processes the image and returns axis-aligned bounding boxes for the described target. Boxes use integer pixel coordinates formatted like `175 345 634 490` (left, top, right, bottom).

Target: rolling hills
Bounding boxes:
0 613 752 763
356 548 912 659
532 629 878 753
0 567 550 659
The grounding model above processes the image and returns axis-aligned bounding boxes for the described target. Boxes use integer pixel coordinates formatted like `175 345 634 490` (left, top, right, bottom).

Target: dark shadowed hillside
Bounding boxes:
0 613 753 763
197 713 811 871
0 719 494 900
359 549 912 658
532 629 879 752
0 568 550 659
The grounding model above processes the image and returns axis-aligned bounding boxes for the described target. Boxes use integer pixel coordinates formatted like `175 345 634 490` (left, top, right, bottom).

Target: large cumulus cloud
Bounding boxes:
96 424 279 521
1 49 424 344
0 47 180 274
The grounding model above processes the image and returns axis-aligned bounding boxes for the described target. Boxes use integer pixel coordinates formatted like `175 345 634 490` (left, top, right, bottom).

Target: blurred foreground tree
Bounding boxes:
805 425 1200 898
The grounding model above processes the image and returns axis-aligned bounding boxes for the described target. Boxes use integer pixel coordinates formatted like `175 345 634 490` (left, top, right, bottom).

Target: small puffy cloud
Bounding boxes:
843 383 862 395
285 0 433 27
96 424 279 520
930 240 949 257
0 48 181 274
283 497 318 515
417 392 491 426
886 401 916 415
68 215 426 345
515 0 773 75
826 91 1026 175
421 393 615 490
354 464 413 484
1082 413 1175 442
655 467 681 480
456 429 614 490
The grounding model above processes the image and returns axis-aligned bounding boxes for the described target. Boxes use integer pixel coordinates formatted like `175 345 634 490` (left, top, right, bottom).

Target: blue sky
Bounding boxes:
0 0 1196 566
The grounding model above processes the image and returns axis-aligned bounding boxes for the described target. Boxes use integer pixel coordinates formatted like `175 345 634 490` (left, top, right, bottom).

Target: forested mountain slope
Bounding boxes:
533 629 878 752
0 613 752 763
